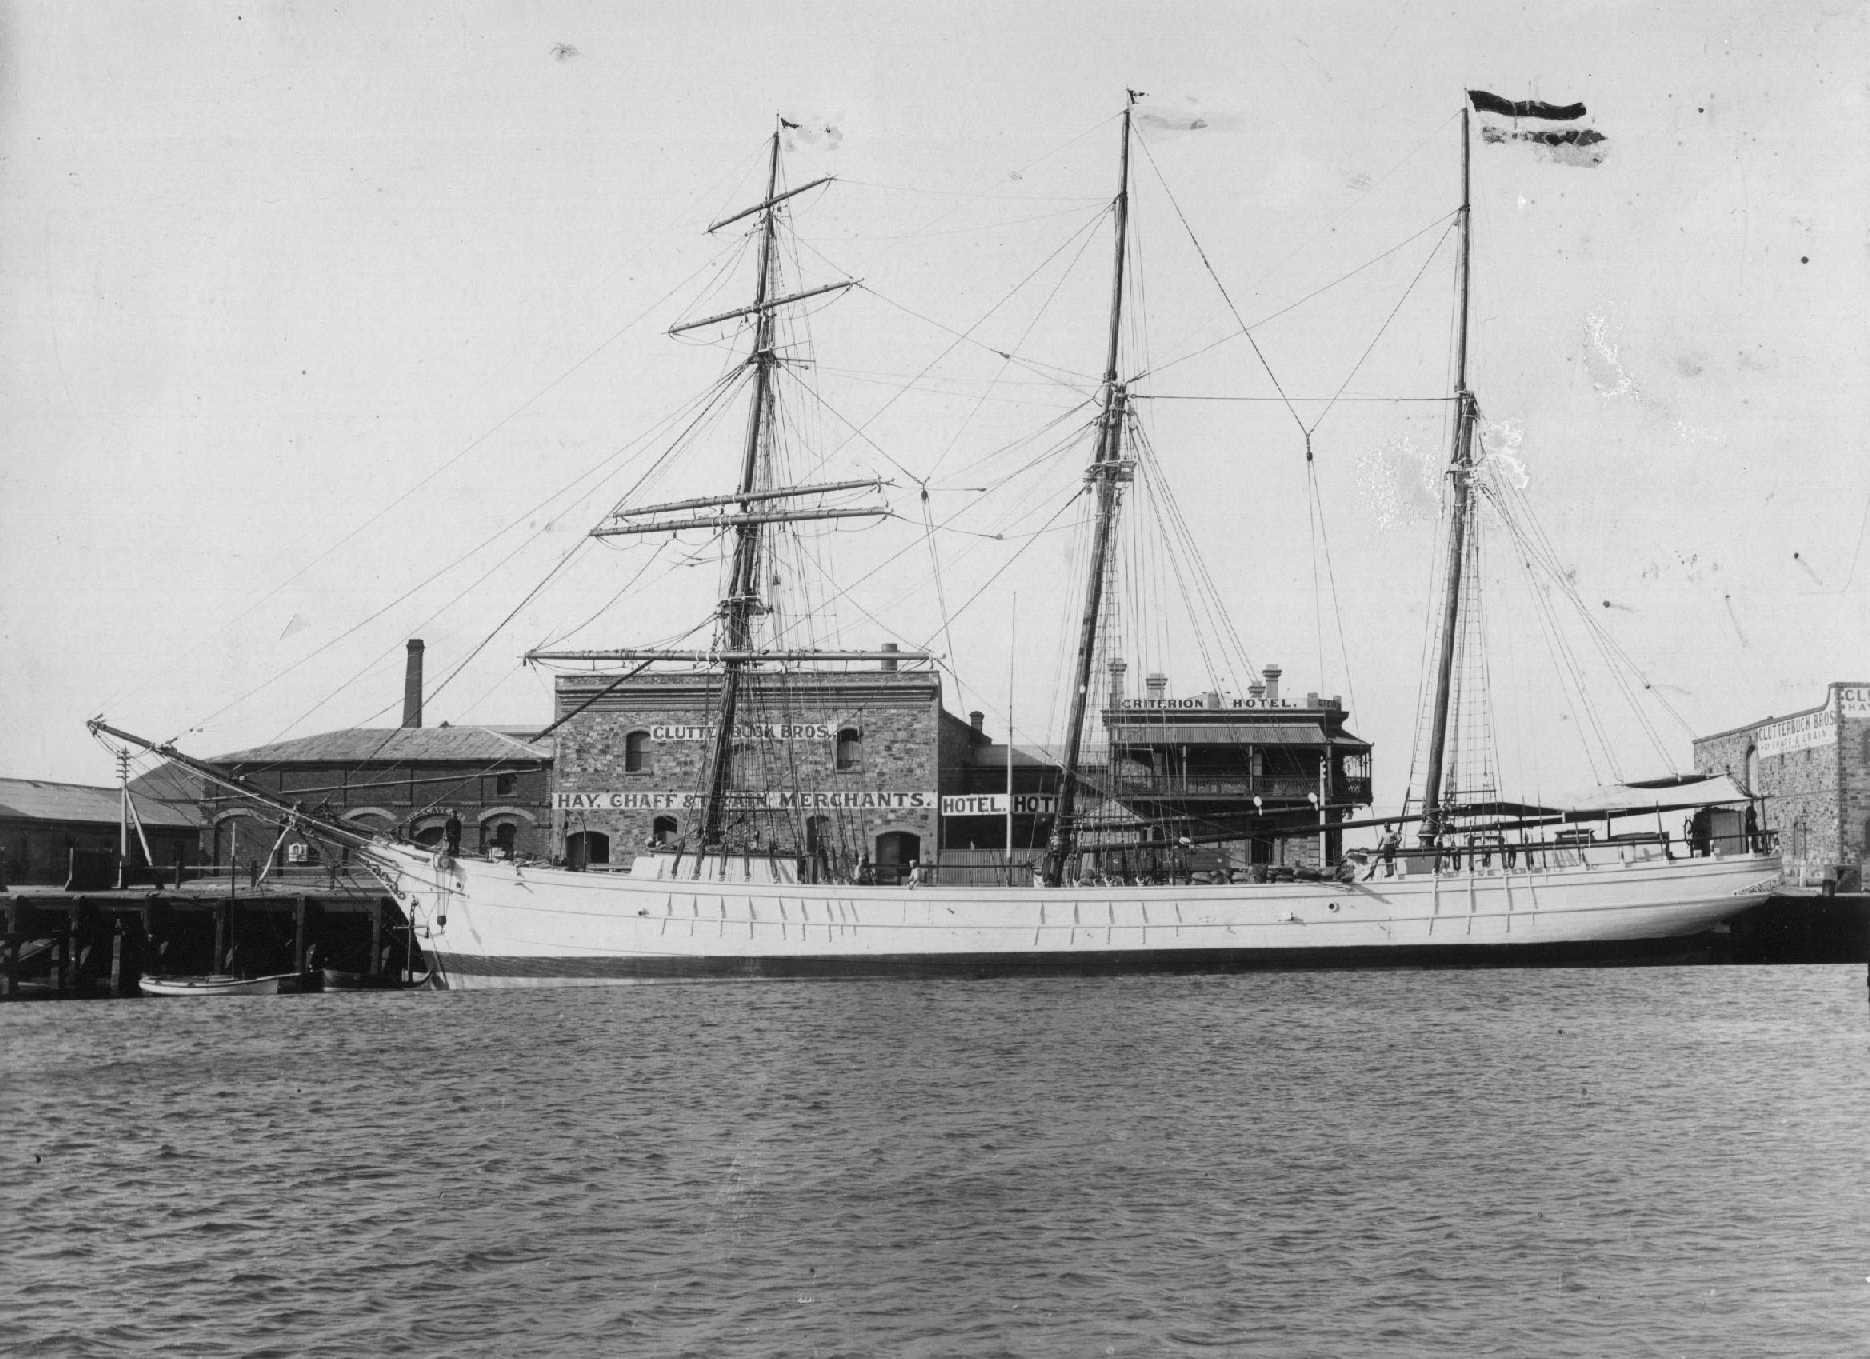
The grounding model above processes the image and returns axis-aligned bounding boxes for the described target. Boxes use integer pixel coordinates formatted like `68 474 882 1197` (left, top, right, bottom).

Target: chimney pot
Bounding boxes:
403 639 425 728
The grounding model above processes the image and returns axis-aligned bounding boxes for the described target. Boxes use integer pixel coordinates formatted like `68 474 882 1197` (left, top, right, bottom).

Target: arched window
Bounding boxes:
651 815 678 846
625 730 650 773
835 726 863 772
1744 744 1761 794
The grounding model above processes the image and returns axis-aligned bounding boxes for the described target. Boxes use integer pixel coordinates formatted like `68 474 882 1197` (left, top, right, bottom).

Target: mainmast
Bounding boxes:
1419 104 1479 846
1045 100 1135 886
701 124 786 847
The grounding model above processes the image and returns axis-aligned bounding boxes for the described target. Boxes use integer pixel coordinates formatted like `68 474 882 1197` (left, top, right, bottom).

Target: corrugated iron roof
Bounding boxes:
0 777 202 828
212 726 553 766
129 761 208 804
967 743 1069 768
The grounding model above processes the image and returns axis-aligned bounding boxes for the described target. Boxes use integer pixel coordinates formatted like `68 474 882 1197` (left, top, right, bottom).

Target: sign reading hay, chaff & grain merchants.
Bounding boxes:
553 789 935 812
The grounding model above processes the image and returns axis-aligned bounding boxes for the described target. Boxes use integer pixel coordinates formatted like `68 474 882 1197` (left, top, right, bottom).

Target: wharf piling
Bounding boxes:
1 888 422 999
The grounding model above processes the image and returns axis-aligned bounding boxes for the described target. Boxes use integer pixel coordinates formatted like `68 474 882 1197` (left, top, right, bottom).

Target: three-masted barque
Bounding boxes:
92 95 1781 986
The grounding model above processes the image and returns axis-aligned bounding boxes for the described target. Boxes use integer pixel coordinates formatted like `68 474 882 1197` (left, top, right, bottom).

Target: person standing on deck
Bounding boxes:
1379 825 1401 878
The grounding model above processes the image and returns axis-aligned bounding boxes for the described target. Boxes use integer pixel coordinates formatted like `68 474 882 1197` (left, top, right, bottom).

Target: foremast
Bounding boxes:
1044 100 1135 887
526 120 890 851
701 126 786 847
1419 104 1478 847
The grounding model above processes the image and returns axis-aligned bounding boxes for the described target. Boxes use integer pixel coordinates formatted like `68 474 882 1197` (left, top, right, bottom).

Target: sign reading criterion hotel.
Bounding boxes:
1118 697 1299 710
554 789 934 812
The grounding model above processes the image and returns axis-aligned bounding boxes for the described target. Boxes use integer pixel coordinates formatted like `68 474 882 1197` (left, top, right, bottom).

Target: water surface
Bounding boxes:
5 967 1867 1356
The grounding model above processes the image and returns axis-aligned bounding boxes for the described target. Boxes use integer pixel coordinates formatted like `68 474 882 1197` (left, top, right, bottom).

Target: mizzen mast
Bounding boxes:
1044 99 1137 887
1419 104 1479 847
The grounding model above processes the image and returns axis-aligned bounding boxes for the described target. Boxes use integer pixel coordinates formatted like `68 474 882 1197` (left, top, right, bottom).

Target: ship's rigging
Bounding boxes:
102 98 1718 872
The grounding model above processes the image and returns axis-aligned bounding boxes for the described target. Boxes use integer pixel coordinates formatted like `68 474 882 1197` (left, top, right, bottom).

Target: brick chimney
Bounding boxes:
1145 672 1168 701
879 641 899 673
1261 663 1282 705
1108 658 1128 707
969 710 985 733
402 639 425 728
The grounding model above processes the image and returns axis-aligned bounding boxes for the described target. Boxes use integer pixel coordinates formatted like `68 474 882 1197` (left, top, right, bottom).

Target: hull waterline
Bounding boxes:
382 848 1784 989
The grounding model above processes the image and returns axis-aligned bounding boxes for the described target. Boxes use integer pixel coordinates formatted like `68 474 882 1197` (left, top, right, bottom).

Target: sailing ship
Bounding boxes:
91 96 1781 986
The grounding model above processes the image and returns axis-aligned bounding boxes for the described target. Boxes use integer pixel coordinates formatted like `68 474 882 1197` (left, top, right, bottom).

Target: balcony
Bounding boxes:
1103 775 1373 805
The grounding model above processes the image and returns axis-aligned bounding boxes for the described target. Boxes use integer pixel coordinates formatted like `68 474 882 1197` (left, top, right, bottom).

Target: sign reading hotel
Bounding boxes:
940 794 1059 817
650 722 834 742
555 789 933 812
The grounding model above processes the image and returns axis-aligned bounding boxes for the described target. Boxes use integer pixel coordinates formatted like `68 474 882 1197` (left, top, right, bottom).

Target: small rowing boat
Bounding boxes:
138 973 303 997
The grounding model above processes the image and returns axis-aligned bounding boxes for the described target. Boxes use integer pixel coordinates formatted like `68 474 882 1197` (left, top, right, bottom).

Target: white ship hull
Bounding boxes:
381 846 1784 989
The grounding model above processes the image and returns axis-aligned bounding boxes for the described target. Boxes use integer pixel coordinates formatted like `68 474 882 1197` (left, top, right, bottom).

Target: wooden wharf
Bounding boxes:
1 872 423 999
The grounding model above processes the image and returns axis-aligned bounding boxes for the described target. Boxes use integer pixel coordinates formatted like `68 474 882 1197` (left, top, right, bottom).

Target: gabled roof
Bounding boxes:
0 777 202 829
211 726 553 766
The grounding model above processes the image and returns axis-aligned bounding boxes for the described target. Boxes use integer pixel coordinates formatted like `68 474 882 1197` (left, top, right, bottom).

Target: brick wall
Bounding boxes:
1693 682 1870 885
552 669 945 868
1841 691 1870 886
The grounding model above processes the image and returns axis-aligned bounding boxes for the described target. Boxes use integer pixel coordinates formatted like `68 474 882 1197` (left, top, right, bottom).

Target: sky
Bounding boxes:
3 1 1866 817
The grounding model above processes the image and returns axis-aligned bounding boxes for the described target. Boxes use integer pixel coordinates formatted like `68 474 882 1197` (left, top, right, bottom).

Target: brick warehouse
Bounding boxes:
1693 681 1870 890
548 658 973 881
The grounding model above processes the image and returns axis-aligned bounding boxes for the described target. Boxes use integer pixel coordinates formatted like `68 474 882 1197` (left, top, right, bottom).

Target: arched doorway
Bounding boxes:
874 830 920 885
480 820 519 858
213 814 263 867
566 830 610 870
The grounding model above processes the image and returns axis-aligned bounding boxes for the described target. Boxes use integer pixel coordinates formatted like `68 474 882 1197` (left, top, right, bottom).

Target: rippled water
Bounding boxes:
5 967 1868 1356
